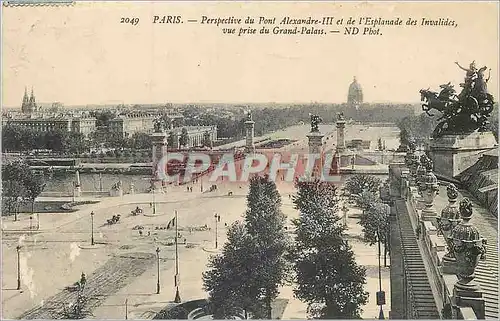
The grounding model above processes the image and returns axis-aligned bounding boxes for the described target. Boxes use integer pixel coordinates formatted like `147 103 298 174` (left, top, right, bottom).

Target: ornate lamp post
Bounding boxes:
341 204 349 226
421 157 439 221
214 213 221 249
90 211 95 246
174 210 181 303
376 229 385 319
156 247 161 294
436 184 461 273
16 245 21 290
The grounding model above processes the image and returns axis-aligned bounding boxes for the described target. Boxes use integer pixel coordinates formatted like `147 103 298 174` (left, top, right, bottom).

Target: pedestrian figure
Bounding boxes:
139 230 143 236
224 223 227 227
184 238 187 244
148 231 151 236
80 273 87 289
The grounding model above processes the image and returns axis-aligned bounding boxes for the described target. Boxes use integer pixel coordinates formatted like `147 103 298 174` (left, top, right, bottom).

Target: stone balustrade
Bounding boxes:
392 157 488 320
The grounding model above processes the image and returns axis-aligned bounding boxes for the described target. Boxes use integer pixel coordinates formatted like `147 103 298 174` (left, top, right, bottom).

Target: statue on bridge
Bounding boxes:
309 113 322 133
419 60 495 138
245 110 253 121
153 116 167 133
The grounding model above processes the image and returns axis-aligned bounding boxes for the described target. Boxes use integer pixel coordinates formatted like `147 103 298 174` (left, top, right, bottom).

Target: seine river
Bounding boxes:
43 172 388 196
44 172 154 195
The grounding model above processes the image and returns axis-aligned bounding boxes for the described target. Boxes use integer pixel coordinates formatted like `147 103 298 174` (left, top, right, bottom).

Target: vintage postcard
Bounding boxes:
1 1 498 320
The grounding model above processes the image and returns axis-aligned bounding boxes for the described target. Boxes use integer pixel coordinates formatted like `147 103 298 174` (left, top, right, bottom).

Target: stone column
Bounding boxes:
400 169 410 199
336 116 346 153
245 119 255 153
74 170 82 197
415 156 427 210
436 183 461 274
421 157 439 223
172 132 180 150
150 132 168 188
451 198 487 319
307 131 324 178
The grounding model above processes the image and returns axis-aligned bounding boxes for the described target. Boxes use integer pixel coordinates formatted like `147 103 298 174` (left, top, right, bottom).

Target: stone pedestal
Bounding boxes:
74 170 82 197
151 132 168 179
110 187 123 197
307 132 324 178
336 119 346 153
430 131 497 179
73 186 82 198
245 120 255 153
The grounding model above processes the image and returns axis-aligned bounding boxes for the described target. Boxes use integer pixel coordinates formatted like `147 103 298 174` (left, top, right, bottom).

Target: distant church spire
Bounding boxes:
23 87 29 103
21 86 37 114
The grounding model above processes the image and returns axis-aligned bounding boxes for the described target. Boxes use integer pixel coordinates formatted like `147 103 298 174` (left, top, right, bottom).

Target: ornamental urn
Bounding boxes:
437 183 461 261
452 198 486 286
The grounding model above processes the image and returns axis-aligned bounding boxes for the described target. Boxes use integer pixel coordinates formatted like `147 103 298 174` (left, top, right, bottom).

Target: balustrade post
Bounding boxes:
436 183 461 274
451 198 486 319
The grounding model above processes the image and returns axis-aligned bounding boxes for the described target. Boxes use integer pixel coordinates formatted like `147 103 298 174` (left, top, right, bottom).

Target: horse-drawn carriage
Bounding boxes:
131 206 143 216
107 214 121 225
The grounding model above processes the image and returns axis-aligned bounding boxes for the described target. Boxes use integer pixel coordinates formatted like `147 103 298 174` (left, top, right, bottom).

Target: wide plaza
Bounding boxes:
1 123 397 319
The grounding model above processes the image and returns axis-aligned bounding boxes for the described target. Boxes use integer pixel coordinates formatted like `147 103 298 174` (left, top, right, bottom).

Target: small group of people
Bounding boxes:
186 186 194 192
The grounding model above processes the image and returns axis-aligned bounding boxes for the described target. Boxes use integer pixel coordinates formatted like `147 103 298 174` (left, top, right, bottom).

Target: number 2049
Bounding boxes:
121 17 140 26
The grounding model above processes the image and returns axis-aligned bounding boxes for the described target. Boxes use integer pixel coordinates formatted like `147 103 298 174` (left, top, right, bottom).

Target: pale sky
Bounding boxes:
2 1 499 107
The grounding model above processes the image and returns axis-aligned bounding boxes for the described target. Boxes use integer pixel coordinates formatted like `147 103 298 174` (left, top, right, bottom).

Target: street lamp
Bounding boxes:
156 247 161 294
376 229 385 319
16 245 21 290
152 188 156 215
341 204 349 227
174 210 181 303
214 213 221 249
37 213 40 230
90 211 95 246
29 216 33 233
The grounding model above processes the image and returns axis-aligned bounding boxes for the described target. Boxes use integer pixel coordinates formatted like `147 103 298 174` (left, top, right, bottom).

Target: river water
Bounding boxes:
43 171 388 195
44 172 153 195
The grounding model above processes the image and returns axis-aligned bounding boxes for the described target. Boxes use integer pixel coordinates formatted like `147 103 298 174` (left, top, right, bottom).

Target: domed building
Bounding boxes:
347 76 363 109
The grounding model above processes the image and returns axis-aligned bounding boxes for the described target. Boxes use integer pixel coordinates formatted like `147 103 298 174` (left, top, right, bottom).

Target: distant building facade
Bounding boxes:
109 112 184 138
109 113 155 137
347 77 363 109
5 116 97 138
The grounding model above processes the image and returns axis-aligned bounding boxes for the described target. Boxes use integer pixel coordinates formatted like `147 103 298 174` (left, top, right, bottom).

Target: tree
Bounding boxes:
1 161 31 220
290 179 369 319
167 132 175 148
344 175 381 196
203 176 290 319
243 175 291 318
355 190 378 210
179 128 189 147
203 222 260 319
359 202 390 267
202 131 212 148
24 172 46 217
130 132 152 149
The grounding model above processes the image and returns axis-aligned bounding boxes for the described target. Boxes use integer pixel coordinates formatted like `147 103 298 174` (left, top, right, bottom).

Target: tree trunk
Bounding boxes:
384 239 387 267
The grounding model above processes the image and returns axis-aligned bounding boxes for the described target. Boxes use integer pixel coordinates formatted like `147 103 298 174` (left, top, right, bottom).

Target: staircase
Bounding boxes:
395 200 440 319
